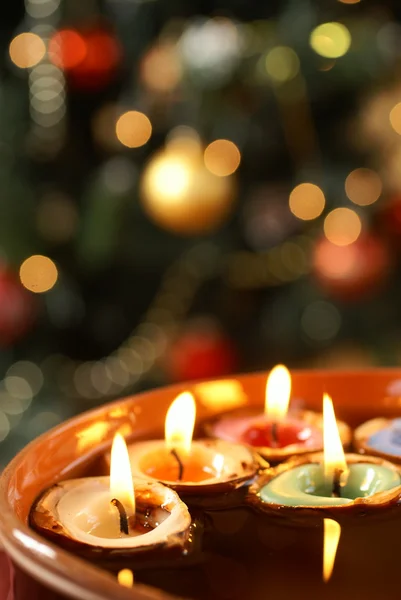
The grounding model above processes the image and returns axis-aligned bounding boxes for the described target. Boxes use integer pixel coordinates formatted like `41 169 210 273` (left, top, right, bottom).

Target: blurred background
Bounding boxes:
1 0 401 466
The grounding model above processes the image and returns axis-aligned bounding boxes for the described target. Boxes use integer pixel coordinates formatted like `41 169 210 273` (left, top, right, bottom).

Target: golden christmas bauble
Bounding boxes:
140 139 236 235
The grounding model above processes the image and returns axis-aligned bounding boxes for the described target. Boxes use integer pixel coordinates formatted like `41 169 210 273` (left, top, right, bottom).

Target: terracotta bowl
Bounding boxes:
1 369 401 600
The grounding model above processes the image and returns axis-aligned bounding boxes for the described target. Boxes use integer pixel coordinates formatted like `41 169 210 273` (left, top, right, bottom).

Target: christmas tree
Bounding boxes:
0 0 400 466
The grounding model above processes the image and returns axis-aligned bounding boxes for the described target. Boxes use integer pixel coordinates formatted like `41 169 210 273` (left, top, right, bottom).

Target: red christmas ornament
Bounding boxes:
312 234 391 301
0 265 35 346
167 319 238 383
49 26 122 90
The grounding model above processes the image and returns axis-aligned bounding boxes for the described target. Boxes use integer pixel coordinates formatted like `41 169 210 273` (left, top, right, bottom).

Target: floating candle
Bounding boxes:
30 433 191 557
108 391 259 496
207 365 351 462
248 395 401 512
354 418 401 464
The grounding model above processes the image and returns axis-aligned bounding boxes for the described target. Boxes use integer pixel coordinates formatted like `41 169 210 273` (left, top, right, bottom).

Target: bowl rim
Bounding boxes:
1 367 401 600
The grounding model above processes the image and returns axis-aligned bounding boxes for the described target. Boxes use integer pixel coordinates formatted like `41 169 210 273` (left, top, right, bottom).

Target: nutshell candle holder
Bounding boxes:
104 391 261 506
5 369 401 600
248 395 401 517
29 477 192 561
122 439 259 497
247 452 401 517
206 365 351 463
354 417 401 464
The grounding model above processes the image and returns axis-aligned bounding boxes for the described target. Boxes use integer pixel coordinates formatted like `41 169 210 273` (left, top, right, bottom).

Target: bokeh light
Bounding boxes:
338 0 360 3
6 361 43 396
140 43 182 93
116 111 152 148
9 33 46 69
265 46 300 83
48 29 87 70
324 208 362 246
151 156 190 199
345 168 382 206
289 183 325 220
4 376 32 402
26 0 61 19
19 255 58 293
310 23 351 59
389 102 401 135
204 139 241 176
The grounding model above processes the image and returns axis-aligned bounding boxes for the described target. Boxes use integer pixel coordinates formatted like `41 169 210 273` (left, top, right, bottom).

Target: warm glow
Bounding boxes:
345 168 382 206
19 255 58 293
204 140 241 177
323 394 348 484
9 33 46 69
323 519 341 582
289 183 325 220
76 422 109 453
338 0 359 3
110 433 135 517
149 156 190 202
265 365 291 420
265 46 300 83
389 103 401 135
118 568 134 588
165 391 196 454
323 208 362 246
116 111 152 148
310 23 351 59
194 380 247 412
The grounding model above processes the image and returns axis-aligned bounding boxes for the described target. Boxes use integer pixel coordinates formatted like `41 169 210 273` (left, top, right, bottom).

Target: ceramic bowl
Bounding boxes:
1 369 401 600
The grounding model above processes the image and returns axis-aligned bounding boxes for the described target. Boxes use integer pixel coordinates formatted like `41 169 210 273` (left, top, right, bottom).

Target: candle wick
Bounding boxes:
331 468 343 498
271 421 278 448
111 498 129 535
170 448 184 481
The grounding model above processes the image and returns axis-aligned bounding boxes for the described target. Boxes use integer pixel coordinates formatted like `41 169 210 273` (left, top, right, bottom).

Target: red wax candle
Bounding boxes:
206 365 336 460
241 419 316 449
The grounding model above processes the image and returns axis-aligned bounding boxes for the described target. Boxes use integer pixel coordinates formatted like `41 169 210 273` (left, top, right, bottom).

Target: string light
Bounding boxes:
204 140 241 176
345 168 382 206
324 208 361 246
265 46 300 83
310 23 351 59
289 183 325 220
115 111 152 148
19 255 58 293
9 33 46 69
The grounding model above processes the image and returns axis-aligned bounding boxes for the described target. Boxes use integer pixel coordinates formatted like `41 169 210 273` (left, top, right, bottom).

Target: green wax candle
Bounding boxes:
259 462 401 507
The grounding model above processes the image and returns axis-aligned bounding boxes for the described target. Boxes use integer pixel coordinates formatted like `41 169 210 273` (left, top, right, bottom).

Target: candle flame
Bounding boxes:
165 391 196 454
323 518 341 582
323 394 348 484
110 433 135 517
118 569 134 588
264 364 291 420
